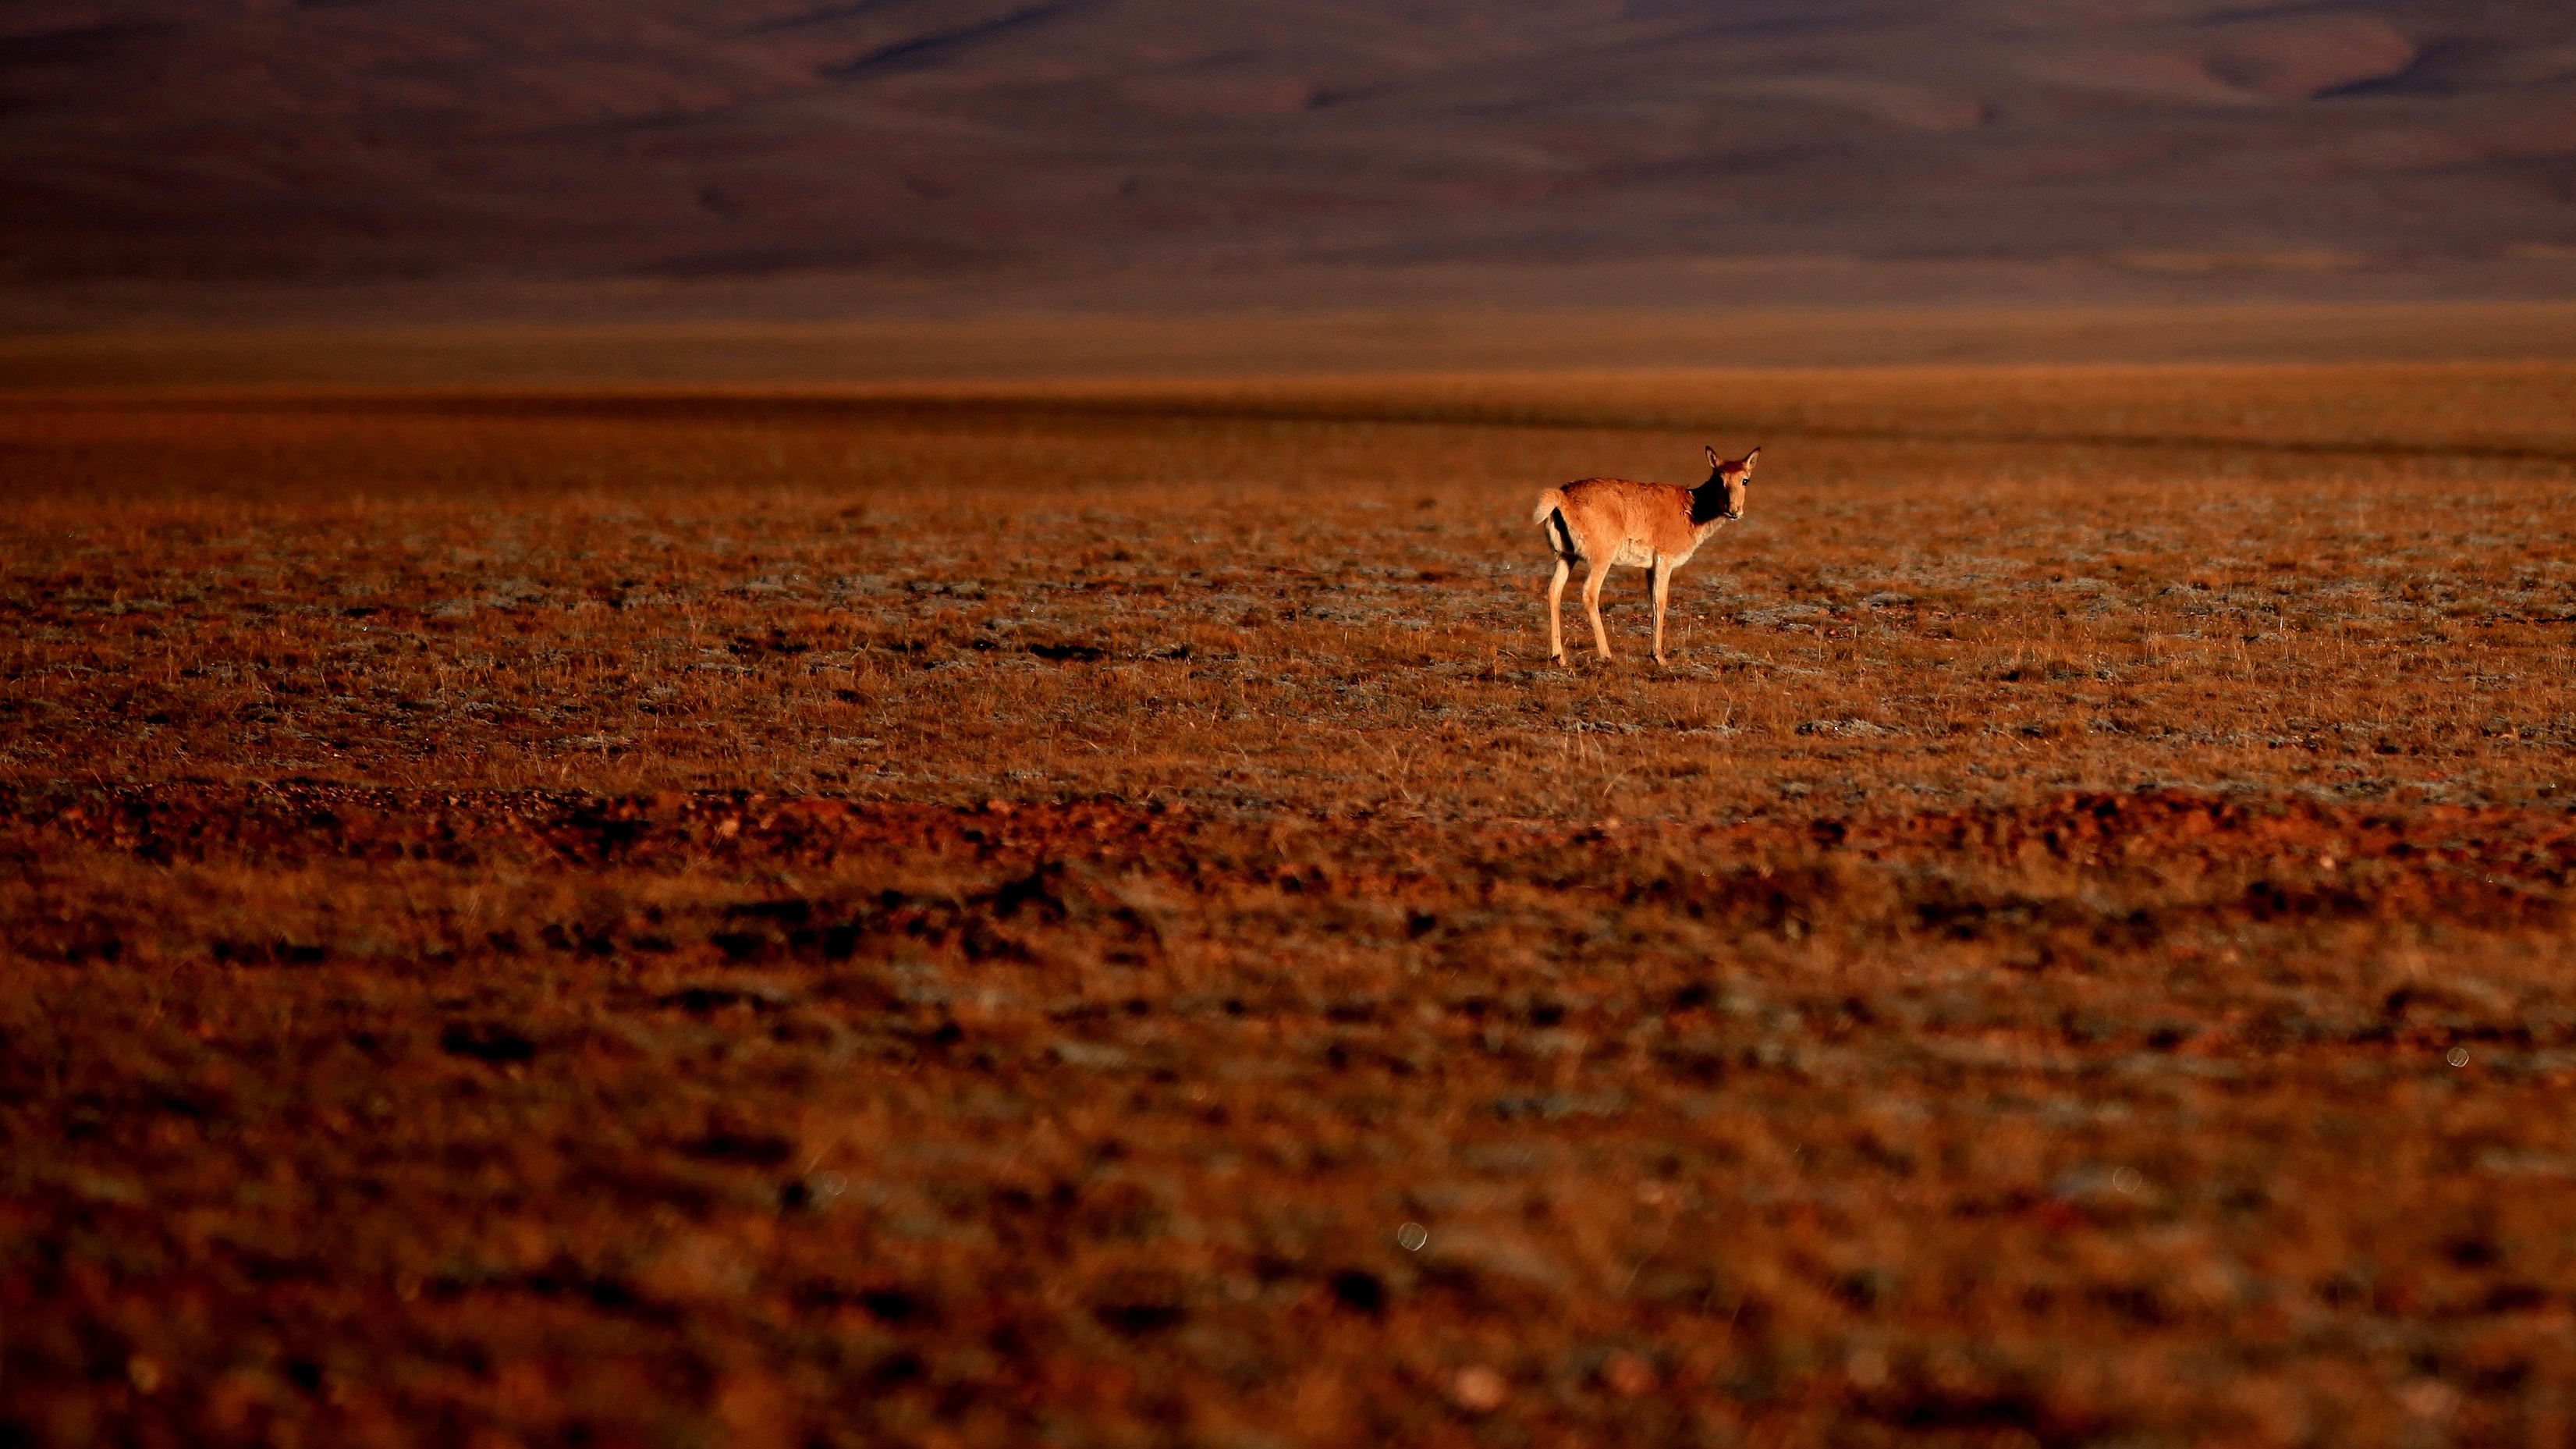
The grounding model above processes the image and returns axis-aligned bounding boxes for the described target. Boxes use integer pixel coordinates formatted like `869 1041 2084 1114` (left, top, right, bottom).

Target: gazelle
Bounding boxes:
1532 446 1759 665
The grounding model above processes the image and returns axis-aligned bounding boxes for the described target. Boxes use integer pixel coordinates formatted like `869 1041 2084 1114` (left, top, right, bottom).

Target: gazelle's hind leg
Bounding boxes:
1581 559 1615 661
1650 559 1673 665
1545 558 1571 663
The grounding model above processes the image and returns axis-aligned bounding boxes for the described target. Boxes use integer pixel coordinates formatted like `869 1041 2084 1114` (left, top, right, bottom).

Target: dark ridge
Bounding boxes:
27 391 2574 471
2315 37 2512 99
0 23 171 71
2198 1 2382 25
743 0 910 36
824 2 1081 80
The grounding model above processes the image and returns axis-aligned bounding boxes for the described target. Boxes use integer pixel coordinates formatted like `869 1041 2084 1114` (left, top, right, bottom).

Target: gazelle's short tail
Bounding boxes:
1533 488 1580 559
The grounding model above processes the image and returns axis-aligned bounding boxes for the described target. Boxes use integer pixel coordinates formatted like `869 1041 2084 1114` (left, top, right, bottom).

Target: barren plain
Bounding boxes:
5 358 2576 1447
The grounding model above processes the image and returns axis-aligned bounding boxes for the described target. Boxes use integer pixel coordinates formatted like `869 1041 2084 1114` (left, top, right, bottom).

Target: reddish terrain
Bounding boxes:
9 784 2576 1445
4 365 2575 1444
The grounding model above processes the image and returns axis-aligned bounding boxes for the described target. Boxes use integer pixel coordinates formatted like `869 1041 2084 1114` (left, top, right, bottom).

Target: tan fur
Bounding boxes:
1533 446 1758 665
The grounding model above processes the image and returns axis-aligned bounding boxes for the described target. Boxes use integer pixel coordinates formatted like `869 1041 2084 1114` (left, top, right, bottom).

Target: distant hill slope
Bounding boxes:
4 0 2574 293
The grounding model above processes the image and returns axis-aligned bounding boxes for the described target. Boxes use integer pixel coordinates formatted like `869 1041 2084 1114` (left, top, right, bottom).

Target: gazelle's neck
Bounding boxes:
1687 483 1735 528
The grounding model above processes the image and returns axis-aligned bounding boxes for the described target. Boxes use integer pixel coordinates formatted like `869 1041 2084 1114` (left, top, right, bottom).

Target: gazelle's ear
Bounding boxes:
1741 446 1760 472
1705 445 1719 468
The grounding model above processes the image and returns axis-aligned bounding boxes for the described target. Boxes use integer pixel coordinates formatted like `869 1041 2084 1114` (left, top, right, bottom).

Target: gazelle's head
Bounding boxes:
1702 445 1759 520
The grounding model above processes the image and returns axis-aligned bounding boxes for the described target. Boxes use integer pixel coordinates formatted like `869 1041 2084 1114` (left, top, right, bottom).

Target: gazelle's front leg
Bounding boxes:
1545 558 1571 663
1650 559 1673 665
1581 559 1615 661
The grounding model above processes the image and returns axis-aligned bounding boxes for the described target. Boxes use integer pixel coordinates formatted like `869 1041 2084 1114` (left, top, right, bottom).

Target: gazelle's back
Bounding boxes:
1555 478 1695 557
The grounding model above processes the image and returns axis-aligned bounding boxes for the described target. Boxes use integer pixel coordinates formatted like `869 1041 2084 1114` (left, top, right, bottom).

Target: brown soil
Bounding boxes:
5 366 2576 1446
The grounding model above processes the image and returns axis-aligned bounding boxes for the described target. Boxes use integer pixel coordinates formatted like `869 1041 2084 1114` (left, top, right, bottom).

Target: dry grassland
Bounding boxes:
5 361 2576 1447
